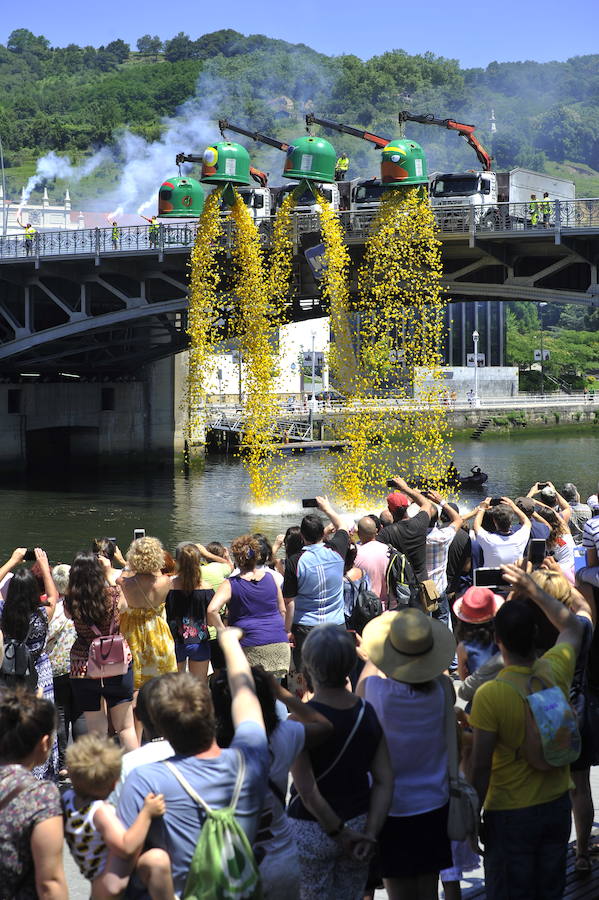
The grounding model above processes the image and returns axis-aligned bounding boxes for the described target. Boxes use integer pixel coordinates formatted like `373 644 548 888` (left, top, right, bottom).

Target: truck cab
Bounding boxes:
274 182 340 215
221 186 272 222
429 171 498 226
347 178 388 227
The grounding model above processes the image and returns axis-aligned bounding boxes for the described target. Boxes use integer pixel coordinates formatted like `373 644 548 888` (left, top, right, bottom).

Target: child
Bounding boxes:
63 733 174 899
453 586 503 711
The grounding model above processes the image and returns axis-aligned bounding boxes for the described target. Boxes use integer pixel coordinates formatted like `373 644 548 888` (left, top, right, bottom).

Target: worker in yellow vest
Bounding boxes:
529 194 540 227
111 221 120 250
17 218 37 256
141 214 159 248
540 191 551 228
335 153 350 181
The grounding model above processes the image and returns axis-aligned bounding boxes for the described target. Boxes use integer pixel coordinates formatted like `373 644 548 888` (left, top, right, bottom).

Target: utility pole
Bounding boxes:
539 302 547 395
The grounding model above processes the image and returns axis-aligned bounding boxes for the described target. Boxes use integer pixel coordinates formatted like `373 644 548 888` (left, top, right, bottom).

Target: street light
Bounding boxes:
538 302 548 396
473 330 481 407
0 134 7 236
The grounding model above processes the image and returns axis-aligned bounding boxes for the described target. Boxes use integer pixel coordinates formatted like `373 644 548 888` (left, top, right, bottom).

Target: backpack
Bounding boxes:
165 750 261 900
346 575 383 634
497 658 581 771
385 549 419 610
0 635 38 691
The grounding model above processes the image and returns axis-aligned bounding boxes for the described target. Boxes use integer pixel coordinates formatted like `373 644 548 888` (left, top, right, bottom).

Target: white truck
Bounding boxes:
429 168 575 228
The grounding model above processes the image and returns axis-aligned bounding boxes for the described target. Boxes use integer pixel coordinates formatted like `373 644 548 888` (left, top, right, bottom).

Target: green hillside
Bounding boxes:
1 28 598 207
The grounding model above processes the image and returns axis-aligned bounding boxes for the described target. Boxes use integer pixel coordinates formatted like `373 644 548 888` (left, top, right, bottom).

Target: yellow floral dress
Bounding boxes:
119 600 177 690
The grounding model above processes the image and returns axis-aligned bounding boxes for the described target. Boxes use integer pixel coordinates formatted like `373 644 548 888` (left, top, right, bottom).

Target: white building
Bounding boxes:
0 185 86 235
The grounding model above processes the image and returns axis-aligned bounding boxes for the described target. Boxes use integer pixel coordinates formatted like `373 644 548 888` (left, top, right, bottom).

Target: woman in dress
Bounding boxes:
207 534 290 677
166 543 213 682
117 537 177 707
66 552 137 751
357 608 457 900
0 547 59 780
287 625 393 900
0 687 67 897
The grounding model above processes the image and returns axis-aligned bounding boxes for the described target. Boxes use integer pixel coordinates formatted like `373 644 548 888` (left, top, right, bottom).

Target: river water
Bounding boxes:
1 430 597 563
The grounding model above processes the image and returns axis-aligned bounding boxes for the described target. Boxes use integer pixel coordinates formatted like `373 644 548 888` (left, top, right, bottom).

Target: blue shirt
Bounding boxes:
283 531 349 626
117 721 269 895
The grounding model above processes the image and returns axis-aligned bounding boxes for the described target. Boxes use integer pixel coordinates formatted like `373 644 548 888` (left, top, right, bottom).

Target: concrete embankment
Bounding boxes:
447 401 599 437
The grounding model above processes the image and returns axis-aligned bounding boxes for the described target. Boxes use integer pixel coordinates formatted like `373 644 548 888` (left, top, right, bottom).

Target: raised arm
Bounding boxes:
35 549 59 620
0 548 26 583
270 676 333 747
501 563 583 653
547 482 572 524
219 626 265 731
473 498 492 534
388 476 435 519
93 794 165 858
316 495 344 532
197 542 233 568
501 496 529 529
428 490 463 530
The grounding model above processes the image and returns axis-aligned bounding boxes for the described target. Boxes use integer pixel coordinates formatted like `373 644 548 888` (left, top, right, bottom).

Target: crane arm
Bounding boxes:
398 111 493 171
305 114 389 149
218 119 291 152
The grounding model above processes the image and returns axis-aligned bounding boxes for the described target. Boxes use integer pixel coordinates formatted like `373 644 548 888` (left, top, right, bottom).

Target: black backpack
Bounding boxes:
0 637 38 691
385 548 420 609
346 576 383 634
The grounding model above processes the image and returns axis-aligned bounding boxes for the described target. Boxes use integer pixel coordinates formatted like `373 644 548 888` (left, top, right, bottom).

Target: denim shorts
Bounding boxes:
70 663 134 711
174 641 211 663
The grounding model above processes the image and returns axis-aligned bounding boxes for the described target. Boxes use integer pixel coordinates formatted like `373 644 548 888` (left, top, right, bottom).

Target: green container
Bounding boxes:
380 138 428 187
283 135 336 184
158 176 204 217
200 141 251 186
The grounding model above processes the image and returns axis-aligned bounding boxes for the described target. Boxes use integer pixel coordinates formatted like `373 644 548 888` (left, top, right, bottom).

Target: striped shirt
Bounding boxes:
425 525 457 593
582 515 599 553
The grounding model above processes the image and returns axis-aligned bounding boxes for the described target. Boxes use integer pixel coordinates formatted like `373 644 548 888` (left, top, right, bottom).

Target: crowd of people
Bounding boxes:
0 475 599 900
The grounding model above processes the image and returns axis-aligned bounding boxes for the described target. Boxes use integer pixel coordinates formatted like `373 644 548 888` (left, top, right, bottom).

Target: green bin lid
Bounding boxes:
381 138 428 186
158 176 205 217
283 135 336 184
201 141 251 186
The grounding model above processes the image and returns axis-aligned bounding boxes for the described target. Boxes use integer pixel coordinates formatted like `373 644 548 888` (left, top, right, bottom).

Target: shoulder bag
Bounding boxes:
87 608 129 680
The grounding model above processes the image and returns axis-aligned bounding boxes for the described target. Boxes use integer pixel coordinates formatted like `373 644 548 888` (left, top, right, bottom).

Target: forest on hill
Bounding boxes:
2 27 599 198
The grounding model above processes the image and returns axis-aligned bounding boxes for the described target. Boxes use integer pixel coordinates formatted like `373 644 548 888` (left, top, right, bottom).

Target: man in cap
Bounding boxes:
514 497 551 543
469 565 586 900
377 477 435 584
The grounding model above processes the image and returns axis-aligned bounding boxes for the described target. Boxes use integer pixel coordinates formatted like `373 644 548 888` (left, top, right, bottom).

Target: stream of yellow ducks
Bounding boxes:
187 184 452 506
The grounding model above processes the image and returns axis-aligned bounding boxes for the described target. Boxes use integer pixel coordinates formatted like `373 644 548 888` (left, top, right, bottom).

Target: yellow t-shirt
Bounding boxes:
200 562 230 591
469 643 576 811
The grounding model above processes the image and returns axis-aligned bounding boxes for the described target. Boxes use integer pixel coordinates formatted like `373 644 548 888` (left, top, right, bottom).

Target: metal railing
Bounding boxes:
2 198 599 263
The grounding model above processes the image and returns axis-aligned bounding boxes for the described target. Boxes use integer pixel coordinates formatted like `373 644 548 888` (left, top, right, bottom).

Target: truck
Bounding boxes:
398 112 575 227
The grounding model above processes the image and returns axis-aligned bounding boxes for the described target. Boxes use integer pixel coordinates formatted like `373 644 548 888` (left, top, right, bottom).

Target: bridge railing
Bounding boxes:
2 198 599 263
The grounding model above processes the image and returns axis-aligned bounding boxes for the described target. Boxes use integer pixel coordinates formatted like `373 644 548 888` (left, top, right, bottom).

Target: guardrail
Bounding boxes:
2 198 599 263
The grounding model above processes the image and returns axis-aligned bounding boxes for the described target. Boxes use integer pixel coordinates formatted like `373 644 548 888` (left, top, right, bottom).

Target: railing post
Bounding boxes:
94 228 100 265
468 205 475 247
554 199 561 245
35 233 40 268
158 224 164 262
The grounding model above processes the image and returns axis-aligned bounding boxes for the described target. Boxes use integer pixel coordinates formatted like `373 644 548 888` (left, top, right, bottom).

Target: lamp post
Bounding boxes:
473 330 480 407
539 302 547 396
0 135 7 236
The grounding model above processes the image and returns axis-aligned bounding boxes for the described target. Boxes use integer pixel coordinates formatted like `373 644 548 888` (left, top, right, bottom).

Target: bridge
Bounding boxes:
0 197 597 373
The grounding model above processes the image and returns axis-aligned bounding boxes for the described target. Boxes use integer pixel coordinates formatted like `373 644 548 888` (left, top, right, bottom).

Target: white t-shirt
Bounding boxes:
552 533 575 573
108 738 174 805
474 524 531 567
363 675 449 816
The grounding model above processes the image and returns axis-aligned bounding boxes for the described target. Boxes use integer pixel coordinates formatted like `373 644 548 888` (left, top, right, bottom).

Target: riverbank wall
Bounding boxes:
447 402 599 437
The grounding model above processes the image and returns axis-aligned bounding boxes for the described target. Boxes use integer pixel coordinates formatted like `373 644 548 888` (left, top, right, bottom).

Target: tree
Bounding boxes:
7 29 49 55
164 32 196 63
137 35 163 58
105 39 130 63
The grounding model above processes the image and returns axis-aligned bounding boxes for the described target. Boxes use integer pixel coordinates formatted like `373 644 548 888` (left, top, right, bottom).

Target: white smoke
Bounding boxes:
136 195 158 217
17 149 111 215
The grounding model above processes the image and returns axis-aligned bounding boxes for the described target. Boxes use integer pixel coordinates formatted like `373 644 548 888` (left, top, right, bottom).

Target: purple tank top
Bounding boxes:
228 572 288 647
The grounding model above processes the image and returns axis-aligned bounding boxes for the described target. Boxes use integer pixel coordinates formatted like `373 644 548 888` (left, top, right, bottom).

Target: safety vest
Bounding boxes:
529 202 539 222
540 199 551 214
336 156 349 171
112 226 119 241
24 226 36 240
149 219 159 235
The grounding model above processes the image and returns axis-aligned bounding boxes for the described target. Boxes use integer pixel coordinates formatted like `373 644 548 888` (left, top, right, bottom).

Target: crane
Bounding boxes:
217 119 292 153
305 113 390 149
398 111 492 172
175 151 269 188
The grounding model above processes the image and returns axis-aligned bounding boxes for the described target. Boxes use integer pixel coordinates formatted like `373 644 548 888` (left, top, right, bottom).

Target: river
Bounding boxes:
0 430 597 563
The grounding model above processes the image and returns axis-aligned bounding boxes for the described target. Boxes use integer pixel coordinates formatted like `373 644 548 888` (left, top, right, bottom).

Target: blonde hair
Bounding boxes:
126 536 165 575
531 569 574 609
65 733 123 798
52 564 71 596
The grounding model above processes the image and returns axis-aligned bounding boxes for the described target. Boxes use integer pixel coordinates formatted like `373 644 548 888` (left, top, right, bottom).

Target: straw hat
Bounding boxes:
453 586 504 624
361 608 456 683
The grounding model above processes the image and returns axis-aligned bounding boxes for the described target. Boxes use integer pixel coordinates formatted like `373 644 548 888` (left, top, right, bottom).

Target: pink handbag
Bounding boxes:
87 615 129 680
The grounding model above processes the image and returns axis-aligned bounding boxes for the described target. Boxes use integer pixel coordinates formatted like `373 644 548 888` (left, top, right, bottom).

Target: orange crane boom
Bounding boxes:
398 111 493 171
305 114 389 149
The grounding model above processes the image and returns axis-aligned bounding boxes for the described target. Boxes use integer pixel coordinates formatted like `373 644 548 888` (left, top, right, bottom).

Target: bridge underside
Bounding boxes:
0 227 596 373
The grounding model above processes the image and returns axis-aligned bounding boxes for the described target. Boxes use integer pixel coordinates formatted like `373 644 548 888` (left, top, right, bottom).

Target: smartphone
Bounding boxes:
107 537 117 544
489 497 504 507
473 567 510 589
528 539 547 566
23 549 36 562
537 482 549 490
302 499 319 509
386 479 396 488
133 528 146 541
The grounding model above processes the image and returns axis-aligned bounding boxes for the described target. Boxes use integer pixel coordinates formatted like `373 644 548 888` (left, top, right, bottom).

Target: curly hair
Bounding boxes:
65 733 123 798
230 535 260 572
65 552 109 626
176 543 203 593
126 536 165 575
52 564 71 596
1 569 42 642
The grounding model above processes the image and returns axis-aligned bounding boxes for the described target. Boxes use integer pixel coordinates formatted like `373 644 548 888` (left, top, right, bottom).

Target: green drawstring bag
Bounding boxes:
165 750 262 900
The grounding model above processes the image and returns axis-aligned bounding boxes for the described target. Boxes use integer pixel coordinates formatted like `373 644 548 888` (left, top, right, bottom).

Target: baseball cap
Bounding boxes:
515 497 535 516
386 492 410 512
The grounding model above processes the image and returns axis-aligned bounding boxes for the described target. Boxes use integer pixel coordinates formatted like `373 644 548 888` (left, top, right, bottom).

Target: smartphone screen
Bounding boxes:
302 499 319 508
473 567 510 589
133 528 146 541
529 539 547 565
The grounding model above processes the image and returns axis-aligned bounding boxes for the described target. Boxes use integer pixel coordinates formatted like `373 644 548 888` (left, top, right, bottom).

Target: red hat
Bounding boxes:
386 492 410 512
453 586 504 624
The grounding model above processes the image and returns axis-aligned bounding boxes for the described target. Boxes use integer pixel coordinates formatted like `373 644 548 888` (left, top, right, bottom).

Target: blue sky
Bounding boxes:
3 0 597 68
